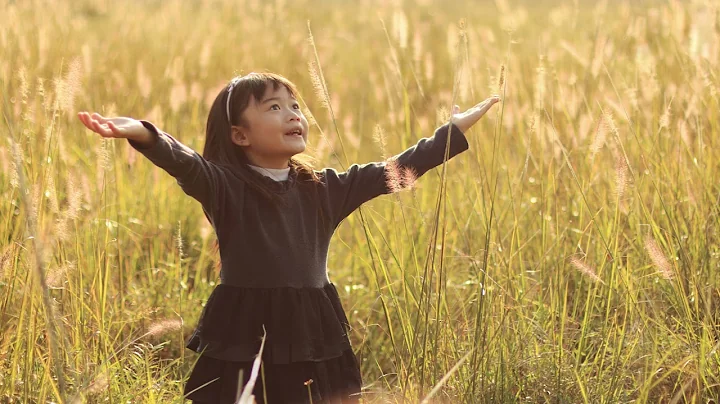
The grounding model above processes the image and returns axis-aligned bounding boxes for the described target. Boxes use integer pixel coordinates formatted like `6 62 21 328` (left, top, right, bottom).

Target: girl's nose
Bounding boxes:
288 111 301 122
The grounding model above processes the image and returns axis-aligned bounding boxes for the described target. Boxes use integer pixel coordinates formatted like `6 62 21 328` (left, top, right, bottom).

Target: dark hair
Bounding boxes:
202 72 319 201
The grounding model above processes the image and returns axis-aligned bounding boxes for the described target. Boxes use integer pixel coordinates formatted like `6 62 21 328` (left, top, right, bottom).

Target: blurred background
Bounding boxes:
1 0 719 402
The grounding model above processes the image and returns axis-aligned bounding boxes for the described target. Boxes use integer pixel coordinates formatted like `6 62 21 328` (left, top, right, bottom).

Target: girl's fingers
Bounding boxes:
77 112 88 127
474 97 500 115
79 113 95 131
479 100 496 114
78 111 124 138
91 119 112 137
78 112 89 125
107 121 122 136
473 96 499 110
91 112 108 123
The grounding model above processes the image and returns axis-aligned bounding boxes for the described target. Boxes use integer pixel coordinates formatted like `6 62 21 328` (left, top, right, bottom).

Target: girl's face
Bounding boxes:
231 85 309 168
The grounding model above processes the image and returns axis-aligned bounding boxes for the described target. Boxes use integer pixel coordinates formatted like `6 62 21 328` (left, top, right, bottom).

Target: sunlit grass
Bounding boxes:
1 0 719 402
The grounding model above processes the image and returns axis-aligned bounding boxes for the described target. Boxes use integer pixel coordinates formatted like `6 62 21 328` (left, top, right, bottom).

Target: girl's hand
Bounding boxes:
78 112 155 147
451 95 501 133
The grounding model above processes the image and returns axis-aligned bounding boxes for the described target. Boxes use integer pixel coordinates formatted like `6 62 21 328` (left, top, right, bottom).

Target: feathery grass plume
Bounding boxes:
136 62 152 99
373 124 388 159
385 159 417 193
18 66 29 105
677 119 692 149
175 221 184 259
37 77 49 113
96 137 114 189
644 238 674 280
146 318 184 338
308 59 330 110
9 142 22 188
46 261 76 289
659 104 671 129
436 106 450 126
29 185 42 232
393 9 409 49
614 150 630 200
497 64 505 93
385 159 404 193
604 110 620 139
56 57 83 115
302 105 317 128
0 243 17 280
569 256 605 284
534 55 546 110
98 138 113 172
401 166 418 191
589 114 607 158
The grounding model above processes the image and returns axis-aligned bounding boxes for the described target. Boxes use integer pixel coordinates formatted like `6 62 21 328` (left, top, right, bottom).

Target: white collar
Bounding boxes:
248 164 290 181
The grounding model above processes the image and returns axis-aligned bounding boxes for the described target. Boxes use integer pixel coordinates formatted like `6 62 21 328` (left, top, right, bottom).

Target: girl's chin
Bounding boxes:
286 146 306 156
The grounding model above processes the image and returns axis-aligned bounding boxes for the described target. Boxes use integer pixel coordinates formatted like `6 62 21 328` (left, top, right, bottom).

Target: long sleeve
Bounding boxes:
128 120 227 216
321 122 468 226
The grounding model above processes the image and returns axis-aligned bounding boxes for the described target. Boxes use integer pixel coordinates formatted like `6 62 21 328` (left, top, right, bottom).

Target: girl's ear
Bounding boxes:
230 126 250 146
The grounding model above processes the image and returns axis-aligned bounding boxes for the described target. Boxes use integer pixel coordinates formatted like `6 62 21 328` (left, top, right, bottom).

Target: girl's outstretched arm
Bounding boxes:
78 112 225 215
321 96 501 227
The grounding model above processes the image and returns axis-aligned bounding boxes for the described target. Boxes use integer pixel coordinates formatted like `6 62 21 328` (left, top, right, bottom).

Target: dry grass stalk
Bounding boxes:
146 318 184 338
385 159 418 193
569 256 605 284
644 238 674 280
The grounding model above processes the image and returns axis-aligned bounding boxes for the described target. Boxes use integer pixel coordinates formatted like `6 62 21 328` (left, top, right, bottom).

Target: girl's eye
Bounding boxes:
270 104 281 110
293 104 300 109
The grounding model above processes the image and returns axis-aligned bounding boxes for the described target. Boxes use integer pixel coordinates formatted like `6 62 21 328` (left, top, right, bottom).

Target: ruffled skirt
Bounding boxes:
184 283 361 403
184 348 361 403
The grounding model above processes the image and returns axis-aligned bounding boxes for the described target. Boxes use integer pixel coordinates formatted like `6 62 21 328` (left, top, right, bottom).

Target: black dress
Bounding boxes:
184 284 362 403
129 121 469 403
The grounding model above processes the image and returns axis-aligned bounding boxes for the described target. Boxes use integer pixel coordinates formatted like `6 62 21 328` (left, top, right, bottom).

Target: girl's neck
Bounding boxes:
248 164 290 181
244 151 290 169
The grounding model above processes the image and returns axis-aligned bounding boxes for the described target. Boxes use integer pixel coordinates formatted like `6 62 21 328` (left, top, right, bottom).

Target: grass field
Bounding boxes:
1 0 719 402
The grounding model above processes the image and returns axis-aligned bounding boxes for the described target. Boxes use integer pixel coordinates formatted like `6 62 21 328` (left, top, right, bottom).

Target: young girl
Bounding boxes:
78 72 499 403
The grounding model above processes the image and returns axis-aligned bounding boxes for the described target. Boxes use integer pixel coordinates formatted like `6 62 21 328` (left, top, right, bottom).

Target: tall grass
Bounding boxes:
1 0 719 402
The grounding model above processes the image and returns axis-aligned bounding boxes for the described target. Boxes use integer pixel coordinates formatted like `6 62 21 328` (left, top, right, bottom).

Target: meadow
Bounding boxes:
1 0 719 402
